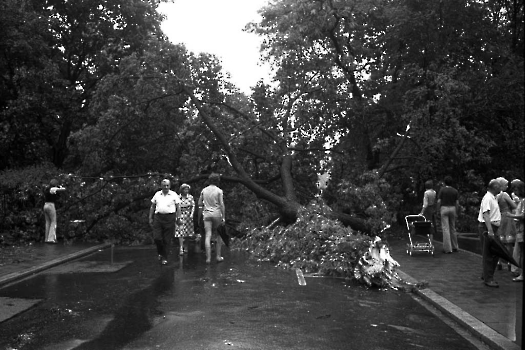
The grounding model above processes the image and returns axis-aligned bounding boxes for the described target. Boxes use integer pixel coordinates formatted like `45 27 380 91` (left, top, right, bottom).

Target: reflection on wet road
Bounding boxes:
0 246 483 350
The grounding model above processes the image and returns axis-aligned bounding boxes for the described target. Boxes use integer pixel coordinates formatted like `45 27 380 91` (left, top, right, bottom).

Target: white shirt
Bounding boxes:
151 190 181 214
478 191 501 224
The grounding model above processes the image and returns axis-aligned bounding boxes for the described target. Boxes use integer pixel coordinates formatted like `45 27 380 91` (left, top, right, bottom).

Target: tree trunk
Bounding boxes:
327 212 369 233
182 86 370 233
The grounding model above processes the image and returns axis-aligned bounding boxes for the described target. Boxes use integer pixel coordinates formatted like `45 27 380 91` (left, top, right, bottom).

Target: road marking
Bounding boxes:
295 268 306 286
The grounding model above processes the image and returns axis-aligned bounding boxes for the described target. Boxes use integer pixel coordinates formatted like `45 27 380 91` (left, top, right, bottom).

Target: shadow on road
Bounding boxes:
73 266 175 350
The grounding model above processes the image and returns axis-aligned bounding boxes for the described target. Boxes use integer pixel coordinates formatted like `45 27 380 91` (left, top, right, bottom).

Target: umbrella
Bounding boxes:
217 223 230 247
486 233 518 266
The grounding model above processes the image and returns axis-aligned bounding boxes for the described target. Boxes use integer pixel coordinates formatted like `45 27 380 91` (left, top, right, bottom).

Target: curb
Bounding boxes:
397 270 521 350
0 243 112 288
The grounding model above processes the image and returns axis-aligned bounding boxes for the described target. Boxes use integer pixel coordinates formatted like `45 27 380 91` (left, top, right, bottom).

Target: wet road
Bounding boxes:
0 246 484 350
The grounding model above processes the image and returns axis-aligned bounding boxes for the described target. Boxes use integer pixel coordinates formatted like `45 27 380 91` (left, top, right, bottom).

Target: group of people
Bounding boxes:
43 173 525 285
418 176 525 287
478 178 524 287
419 176 459 253
148 173 226 265
42 173 226 266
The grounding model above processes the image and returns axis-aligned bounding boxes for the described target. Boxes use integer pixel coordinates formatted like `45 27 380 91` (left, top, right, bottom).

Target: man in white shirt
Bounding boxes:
478 179 502 287
149 179 181 265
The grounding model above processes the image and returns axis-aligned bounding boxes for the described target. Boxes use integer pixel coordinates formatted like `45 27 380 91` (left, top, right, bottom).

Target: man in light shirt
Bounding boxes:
478 179 502 287
198 173 226 264
149 179 181 265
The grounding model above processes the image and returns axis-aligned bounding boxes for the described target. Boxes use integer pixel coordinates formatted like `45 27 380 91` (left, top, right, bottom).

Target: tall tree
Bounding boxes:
249 0 524 202
0 0 166 170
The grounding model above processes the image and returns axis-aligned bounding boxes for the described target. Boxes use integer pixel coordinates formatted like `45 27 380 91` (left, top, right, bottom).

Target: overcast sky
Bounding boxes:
158 0 271 94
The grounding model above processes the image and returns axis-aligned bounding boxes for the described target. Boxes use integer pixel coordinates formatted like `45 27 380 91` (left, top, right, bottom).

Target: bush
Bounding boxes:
335 171 399 234
0 165 158 244
0 163 57 245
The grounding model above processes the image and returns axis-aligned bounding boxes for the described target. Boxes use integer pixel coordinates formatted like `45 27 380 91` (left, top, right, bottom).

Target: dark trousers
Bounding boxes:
153 213 175 259
422 206 437 236
478 223 500 282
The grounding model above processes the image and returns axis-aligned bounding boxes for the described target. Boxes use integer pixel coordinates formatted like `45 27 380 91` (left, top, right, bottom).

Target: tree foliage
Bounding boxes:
250 0 524 220
0 0 165 170
0 0 523 243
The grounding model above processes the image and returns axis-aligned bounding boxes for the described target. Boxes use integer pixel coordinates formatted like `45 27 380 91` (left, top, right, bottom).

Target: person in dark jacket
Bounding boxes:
437 176 459 253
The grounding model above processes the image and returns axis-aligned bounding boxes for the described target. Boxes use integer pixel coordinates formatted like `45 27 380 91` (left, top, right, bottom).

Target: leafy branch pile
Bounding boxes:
233 201 406 289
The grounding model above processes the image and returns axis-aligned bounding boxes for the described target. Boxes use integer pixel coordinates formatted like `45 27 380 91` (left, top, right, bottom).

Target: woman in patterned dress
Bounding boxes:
175 184 195 255
496 177 517 270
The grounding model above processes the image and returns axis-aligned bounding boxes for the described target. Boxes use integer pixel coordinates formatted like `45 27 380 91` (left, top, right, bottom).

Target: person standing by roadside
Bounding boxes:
495 177 517 270
43 179 66 243
198 173 226 264
506 180 524 282
419 180 437 240
149 179 181 265
174 183 195 256
478 179 502 287
437 176 459 253
510 179 524 276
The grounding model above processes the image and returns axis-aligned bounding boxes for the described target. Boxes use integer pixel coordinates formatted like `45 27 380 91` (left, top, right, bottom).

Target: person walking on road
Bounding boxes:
419 180 437 239
198 173 226 264
478 179 502 287
437 176 459 253
43 179 66 243
149 179 181 265
174 183 195 256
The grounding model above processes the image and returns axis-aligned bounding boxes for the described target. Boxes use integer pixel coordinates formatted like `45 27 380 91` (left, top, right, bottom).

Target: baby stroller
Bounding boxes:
405 214 434 256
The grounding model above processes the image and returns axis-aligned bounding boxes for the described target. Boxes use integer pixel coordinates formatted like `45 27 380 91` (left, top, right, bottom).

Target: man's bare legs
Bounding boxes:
204 218 223 263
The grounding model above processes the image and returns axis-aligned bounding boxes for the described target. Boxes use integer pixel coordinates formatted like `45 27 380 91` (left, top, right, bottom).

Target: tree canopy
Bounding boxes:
0 0 523 242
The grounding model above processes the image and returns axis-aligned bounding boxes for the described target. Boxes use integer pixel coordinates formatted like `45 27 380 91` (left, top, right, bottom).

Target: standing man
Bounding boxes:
198 173 226 264
437 176 460 254
478 179 502 287
149 179 181 265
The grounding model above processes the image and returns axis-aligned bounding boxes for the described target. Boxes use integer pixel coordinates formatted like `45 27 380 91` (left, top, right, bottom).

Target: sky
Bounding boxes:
158 0 271 94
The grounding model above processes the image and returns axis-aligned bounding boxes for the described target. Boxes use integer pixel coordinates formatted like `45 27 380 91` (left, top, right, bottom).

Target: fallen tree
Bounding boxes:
232 200 421 290
181 84 371 233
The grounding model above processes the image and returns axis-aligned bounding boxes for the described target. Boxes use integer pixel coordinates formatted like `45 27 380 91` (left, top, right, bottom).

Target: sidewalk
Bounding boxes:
0 238 522 350
0 242 111 287
387 234 523 350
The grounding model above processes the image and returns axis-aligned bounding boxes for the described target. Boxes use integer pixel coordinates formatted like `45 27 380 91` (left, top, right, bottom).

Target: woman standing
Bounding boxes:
496 177 517 271
174 183 195 255
495 177 517 270
419 180 437 239
507 181 524 281
43 179 66 243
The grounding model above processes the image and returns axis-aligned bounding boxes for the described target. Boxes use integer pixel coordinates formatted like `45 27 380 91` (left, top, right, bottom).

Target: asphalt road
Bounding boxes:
0 246 487 350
